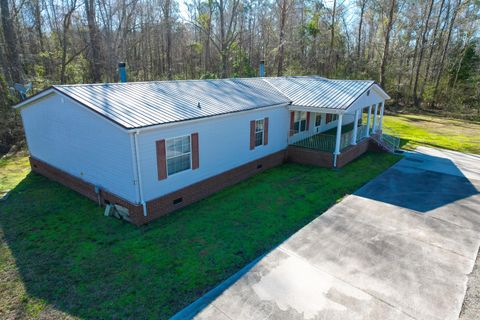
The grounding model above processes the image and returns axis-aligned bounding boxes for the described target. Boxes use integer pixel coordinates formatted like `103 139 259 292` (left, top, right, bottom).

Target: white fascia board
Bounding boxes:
13 88 56 109
371 84 391 100
16 88 130 133
288 105 346 114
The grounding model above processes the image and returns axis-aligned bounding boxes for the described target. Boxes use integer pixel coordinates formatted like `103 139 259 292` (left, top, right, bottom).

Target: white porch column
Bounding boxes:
379 102 385 132
372 103 378 133
334 114 343 155
351 109 359 145
366 105 372 137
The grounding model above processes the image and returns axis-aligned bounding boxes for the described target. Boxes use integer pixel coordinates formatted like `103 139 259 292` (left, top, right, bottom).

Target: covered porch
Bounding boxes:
287 101 387 167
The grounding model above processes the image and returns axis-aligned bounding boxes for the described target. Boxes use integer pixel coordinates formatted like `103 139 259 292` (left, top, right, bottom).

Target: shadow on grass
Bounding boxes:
0 153 401 319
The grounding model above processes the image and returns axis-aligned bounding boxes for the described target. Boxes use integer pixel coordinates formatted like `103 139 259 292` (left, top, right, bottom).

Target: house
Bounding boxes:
15 76 391 225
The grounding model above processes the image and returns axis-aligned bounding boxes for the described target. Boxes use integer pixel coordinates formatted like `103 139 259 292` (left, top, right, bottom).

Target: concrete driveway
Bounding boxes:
189 147 480 320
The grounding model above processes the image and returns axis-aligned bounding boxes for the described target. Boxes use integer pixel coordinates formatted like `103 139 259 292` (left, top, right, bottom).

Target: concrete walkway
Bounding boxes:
188 147 480 320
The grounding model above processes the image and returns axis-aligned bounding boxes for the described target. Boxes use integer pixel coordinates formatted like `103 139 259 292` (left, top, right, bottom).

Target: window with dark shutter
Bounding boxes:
191 133 199 169
289 111 295 136
264 117 269 145
156 140 167 180
250 120 256 149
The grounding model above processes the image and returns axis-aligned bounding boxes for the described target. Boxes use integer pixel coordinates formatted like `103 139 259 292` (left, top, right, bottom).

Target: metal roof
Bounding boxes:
53 78 291 129
264 77 375 110
17 76 388 130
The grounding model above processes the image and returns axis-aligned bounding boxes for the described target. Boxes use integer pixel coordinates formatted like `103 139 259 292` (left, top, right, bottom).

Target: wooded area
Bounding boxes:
0 0 479 154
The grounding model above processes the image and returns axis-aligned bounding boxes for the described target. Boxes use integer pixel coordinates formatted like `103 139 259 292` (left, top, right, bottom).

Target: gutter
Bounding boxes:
131 130 147 216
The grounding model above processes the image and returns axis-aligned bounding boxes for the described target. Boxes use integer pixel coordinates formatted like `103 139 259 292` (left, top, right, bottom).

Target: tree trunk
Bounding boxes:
379 0 396 88
164 0 173 80
357 0 367 62
432 0 461 108
277 0 287 76
1 0 23 83
328 0 337 76
420 0 446 100
413 0 434 106
85 0 102 83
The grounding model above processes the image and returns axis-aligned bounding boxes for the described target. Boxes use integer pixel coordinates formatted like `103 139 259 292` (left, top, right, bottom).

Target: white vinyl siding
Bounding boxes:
21 93 137 202
137 105 289 201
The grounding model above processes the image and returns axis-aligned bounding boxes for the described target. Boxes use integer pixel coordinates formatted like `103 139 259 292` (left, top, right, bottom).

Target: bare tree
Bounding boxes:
1 0 23 83
379 0 396 88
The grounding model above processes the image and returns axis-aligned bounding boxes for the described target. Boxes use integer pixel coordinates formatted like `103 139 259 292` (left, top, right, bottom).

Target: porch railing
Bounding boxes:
289 130 336 152
381 133 401 151
356 125 368 142
289 128 365 153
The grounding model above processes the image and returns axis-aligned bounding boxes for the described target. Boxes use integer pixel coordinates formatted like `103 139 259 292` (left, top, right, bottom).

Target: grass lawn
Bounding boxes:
0 152 399 319
382 113 480 154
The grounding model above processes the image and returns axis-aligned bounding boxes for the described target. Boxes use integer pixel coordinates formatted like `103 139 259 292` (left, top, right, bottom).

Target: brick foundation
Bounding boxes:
30 157 144 221
286 145 334 168
336 138 371 168
30 151 286 226
134 150 286 225
30 139 384 226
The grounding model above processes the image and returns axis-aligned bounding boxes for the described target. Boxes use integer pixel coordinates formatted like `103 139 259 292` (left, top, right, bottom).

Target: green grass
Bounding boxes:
0 152 399 319
382 114 480 154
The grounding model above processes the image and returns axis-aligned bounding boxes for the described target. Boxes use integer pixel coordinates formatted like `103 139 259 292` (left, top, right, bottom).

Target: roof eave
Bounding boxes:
13 87 57 110
371 83 391 100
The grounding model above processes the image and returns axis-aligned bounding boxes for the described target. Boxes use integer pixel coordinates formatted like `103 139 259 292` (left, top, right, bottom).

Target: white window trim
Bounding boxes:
166 134 192 177
254 118 265 148
314 113 322 128
294 111 307 134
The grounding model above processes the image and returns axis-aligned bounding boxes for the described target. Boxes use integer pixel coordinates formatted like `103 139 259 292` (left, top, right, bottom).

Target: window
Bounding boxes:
294 111 307 133
255 119 264 147
332 114 339 122
315 114 322 127
166 135 191 176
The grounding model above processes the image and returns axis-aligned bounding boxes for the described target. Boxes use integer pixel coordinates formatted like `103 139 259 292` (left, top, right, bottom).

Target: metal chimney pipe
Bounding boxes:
118 62 127 82
259 60 265 77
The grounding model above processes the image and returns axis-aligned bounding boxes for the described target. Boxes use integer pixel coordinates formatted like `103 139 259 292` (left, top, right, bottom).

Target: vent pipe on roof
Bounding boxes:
259 60 265 77
118 62 127 82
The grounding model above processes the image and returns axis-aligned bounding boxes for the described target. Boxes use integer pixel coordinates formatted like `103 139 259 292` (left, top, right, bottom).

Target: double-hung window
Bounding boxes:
166 135 191 175
294 111 307 133
315 114 322 127
255 119 264 147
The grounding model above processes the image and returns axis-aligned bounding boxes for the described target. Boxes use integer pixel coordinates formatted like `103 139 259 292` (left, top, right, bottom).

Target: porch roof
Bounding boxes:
265 77 387 113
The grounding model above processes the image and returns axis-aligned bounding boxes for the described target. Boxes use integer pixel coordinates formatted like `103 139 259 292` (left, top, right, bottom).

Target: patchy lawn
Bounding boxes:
382 114 480 154
0 152 400 319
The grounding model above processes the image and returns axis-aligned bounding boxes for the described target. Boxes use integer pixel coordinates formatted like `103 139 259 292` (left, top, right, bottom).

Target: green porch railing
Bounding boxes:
289 125 369 153
356 125 368 142
289 130 336 152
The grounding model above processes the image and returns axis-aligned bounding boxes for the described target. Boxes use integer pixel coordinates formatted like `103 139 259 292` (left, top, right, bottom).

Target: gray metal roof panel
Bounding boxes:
53 78 291 129
44 76 380 129
264 77 375 110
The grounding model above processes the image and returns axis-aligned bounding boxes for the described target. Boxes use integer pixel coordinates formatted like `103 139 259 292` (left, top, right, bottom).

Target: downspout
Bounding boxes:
131 131 147 216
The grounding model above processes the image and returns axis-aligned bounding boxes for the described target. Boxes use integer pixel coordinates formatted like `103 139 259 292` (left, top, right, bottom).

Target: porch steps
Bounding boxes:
371 133 401 153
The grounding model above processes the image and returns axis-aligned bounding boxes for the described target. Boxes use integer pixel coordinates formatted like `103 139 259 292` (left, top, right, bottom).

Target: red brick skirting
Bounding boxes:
286 145 334 168
30 157 144 220
336 138 371 168
30 139 383 226
135 150 286 224
30 151 286 226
